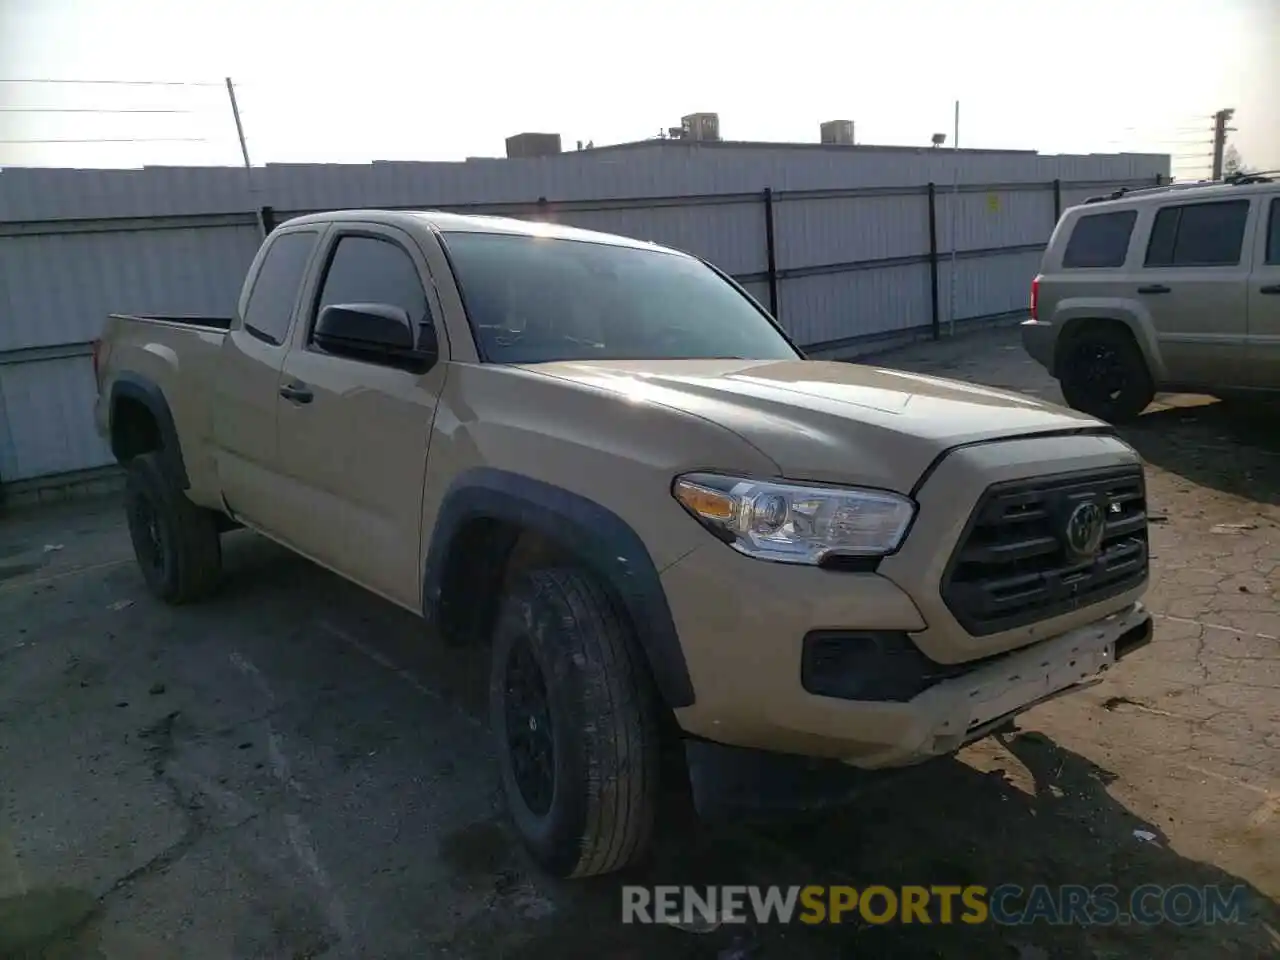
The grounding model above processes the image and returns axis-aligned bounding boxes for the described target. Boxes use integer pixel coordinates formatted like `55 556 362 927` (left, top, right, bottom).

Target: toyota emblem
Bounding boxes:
1065 501 1106 559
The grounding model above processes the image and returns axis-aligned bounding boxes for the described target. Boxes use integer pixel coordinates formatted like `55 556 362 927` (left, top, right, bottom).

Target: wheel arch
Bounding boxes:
109 373 189 488
422 467 695 710
1050 308 1160 382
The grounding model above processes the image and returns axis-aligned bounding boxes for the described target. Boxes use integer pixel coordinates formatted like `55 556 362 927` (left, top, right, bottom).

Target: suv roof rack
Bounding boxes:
1083 186 1137 204
1224 169 1280 185
1082 171 1280 206
1082 183 1186 204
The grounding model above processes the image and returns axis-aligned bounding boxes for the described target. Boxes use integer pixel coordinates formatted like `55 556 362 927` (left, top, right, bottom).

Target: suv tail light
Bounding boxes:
1030 274 1042 321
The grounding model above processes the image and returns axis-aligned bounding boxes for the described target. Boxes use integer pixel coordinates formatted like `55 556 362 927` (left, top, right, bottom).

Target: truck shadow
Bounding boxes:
1119 397 1280 506
736 729 1278 957
441 728 1279 960
209 540 1279 959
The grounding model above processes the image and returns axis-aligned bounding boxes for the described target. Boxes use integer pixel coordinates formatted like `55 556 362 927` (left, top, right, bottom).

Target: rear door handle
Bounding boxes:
1137 284 1171 294
1260 285 1280 295
279 382 313 404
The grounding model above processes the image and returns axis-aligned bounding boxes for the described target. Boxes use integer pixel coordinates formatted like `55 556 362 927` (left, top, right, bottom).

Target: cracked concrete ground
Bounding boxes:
0 325 1277 959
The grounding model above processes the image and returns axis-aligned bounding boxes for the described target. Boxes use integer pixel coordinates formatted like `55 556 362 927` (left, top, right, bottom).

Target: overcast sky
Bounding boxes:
1 0 1276 176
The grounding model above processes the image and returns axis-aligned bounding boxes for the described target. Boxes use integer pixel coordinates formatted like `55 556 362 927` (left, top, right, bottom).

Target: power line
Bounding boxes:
0 107 194 114
0 78 221 87
0 137 208 144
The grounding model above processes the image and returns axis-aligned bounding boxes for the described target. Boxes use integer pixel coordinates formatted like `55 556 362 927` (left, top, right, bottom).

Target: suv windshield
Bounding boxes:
439 231 801 363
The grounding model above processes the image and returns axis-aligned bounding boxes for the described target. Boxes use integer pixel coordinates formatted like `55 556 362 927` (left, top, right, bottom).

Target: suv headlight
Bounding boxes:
672 472 916 565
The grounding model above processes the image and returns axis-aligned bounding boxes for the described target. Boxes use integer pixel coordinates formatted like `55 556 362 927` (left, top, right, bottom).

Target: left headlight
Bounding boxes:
672 472 916 565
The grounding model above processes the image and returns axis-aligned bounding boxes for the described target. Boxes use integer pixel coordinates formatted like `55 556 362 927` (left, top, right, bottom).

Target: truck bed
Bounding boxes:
95 312 232 508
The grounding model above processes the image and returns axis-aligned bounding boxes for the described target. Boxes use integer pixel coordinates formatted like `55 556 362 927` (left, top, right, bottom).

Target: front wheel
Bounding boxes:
124 452 222 604
489 566 660 878
1058 325 1155 423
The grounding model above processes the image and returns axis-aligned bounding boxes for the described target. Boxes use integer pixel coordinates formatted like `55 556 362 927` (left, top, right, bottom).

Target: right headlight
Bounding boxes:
672 472 916 565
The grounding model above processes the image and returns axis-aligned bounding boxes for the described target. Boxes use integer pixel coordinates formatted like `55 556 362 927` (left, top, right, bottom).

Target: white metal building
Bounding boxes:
0 139 1168 495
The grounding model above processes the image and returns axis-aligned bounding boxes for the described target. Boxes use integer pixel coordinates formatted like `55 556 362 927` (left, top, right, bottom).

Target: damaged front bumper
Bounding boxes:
684 602 1152 820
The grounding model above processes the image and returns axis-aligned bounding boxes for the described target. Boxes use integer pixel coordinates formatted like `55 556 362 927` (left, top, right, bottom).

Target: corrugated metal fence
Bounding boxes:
0 147 1164 487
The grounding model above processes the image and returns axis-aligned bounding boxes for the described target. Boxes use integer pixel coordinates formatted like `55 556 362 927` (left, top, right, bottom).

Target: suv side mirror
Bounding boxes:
314 303 437 371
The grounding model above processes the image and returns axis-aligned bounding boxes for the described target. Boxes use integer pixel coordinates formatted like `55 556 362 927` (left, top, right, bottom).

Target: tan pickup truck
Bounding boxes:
94 210 1153 878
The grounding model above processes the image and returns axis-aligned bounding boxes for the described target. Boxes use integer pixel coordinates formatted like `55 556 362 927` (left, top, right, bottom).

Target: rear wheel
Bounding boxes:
1058 325 1154 423
124 452 222 604
489 566 660 878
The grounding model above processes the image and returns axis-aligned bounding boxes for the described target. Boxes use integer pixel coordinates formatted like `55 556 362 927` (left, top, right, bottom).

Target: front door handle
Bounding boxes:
1260 284 1280 295
1137 284 1171 294
279 382 313 404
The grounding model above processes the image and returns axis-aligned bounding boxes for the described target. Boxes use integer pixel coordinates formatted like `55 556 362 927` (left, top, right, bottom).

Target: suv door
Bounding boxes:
271 224 450 609
1244 194 1280 388
1138 197 1254 388
212 227 321 525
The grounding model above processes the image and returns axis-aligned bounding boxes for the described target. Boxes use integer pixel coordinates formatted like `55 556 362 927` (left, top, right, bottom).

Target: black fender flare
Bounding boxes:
422 467 695 709
109 373 189 488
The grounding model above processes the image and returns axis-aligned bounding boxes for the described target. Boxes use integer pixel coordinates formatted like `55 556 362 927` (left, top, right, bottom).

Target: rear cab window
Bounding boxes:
1061 210 1137 268
242 230 319 345
1144 199 1251 267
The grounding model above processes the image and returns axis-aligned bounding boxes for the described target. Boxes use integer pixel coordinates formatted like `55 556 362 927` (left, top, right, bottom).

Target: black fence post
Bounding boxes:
927 182 940 341
1052 179 1062 222
260 205 276 234
763 187 779 319
536 196 550 221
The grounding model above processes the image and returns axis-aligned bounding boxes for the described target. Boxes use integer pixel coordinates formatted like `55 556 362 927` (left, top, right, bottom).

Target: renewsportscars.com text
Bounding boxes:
622 884 1249 927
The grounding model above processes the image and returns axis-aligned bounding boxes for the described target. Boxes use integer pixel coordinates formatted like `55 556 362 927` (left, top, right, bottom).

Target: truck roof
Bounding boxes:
278 209 677 254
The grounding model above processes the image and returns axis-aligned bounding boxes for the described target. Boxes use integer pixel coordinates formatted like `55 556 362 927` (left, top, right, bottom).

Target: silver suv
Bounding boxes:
1021 173 1280 421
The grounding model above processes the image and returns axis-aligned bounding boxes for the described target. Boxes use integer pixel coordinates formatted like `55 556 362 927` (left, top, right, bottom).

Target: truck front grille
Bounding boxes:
941 466 1148 636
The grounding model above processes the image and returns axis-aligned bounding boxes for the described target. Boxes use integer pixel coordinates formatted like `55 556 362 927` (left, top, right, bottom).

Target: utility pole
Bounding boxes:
948 100 960 337
1211 108 1236 180
226 77 266 238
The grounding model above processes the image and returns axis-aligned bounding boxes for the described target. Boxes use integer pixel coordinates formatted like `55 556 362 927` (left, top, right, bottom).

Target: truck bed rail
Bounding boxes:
108 314 233 332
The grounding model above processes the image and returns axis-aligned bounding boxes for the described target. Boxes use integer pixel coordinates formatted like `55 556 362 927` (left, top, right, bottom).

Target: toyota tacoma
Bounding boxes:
94 210 1153 878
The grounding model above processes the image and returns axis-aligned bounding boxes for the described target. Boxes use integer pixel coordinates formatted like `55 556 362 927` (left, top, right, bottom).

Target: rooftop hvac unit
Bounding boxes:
681 113 720 142
504 132 563 158
820 120 855 145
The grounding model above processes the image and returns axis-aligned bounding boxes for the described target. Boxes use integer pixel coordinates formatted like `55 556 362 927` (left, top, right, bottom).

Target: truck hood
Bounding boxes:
519 358 1105 493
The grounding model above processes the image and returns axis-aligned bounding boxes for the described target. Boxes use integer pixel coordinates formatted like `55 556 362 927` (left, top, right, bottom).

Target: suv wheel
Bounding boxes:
124 452 222 603
489 566 660 878
1058 326 1154 423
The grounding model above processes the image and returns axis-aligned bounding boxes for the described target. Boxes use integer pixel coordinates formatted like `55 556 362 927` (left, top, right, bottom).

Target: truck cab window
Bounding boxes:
313 236 433 347
439 232 800 364
242 230 318 345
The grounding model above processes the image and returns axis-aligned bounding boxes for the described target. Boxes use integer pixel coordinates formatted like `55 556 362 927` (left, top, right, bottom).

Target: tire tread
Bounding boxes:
126 452 222 604
494 566 660 878
1059 323 1154 423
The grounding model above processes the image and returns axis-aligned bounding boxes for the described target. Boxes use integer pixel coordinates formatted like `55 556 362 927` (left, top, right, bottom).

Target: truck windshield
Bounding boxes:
439 231 802 363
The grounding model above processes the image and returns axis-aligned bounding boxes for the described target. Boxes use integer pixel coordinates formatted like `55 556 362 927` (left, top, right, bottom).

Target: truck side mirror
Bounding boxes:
314 303 437 371
315 303 413 351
